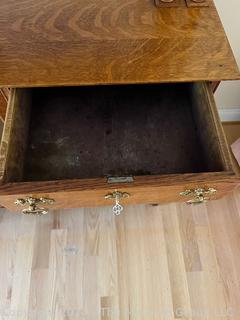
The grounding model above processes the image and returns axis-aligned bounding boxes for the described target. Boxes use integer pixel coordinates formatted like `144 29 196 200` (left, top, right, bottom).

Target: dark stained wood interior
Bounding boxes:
0 82 230 183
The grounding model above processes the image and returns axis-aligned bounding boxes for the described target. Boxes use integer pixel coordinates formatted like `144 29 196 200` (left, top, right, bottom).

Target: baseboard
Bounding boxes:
218 108 240 122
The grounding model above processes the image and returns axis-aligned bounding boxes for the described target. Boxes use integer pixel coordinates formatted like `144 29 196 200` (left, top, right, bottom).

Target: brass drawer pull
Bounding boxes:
105 191 130 215
180 187 217 205
15 197 55 215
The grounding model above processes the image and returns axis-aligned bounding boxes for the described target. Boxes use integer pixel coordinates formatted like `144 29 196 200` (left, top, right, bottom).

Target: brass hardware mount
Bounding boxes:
15 197 55 215
105 191 130 215
155 0 208 7
185 0 209 7
180 187 217 205
107 176 134 184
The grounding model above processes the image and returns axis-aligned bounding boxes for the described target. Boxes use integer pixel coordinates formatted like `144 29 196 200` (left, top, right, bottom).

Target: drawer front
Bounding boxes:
0 173 237 213
0 82 238 213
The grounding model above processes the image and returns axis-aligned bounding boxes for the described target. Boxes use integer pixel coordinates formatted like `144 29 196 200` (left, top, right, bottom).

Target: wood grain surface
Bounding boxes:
0 89 31 183
0 91 7 122
0 172 237 212
0 0 238 87
1 189 240 319
0 88 9 122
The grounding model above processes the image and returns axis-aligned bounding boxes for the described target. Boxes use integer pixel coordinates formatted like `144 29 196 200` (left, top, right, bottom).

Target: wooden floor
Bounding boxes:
1 191 240 320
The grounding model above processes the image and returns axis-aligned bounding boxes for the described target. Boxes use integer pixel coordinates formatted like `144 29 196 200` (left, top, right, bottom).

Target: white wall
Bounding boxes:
214 0 240 111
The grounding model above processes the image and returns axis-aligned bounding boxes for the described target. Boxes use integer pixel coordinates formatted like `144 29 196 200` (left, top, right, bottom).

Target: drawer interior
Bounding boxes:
1 83 232 183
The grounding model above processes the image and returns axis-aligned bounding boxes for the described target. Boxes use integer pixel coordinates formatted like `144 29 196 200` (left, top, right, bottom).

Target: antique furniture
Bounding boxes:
0 0 239 214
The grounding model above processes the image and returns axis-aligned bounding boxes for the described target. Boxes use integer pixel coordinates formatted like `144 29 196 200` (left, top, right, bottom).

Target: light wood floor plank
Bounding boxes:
161 203 192 319
193 204 228 320
178 204 202 272
207 199 240 319
0 210 19 313
1 192 240 319
59 208 85 312
47 229 67 320
10 215 36 320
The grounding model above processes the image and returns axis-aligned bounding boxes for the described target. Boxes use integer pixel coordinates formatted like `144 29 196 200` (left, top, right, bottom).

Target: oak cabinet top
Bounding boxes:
0 0 239 87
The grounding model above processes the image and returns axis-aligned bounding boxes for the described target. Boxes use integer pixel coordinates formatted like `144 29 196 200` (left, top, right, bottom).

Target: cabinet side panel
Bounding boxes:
0 89 32 182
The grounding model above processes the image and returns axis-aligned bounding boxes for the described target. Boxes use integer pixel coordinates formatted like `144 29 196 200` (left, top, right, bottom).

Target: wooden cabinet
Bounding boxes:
0 0 239 213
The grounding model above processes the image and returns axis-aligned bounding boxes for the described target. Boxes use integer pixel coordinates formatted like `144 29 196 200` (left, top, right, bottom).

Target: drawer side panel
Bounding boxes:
0 89 32 182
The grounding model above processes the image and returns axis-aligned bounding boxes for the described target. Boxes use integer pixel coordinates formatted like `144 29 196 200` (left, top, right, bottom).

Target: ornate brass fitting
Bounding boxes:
105 191 130 215
180 187 217 205
15 197 55 215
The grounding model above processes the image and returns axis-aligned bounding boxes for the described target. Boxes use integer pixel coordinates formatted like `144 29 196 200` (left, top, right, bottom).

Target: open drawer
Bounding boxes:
0 82 238 214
